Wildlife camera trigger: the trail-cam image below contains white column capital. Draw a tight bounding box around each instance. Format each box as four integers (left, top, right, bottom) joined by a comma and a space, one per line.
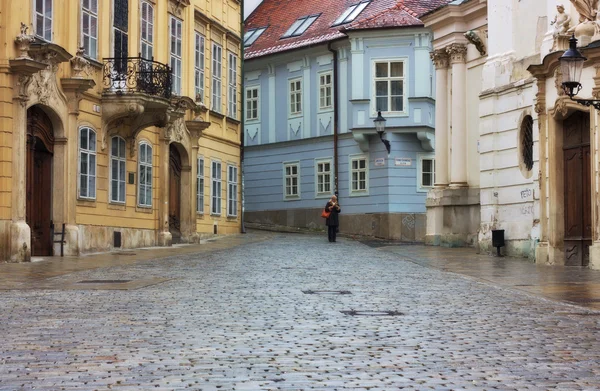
446, 43, 468, 64
430, 49, 449, 70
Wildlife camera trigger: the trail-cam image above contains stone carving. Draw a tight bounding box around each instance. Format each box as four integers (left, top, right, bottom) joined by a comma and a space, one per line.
165, 117, 187, 143
570, 0, 598, 22
567, 0, 599, 46
551, 4, 572, 36
446, 44, 467, 64
464, 30, 486, 56
429, 49, 449, 69
15, 22, 35, 59
555, 67, 566, 97
70, 47, 91, 78
535, 78, 547, 114
15, 74, 34, 106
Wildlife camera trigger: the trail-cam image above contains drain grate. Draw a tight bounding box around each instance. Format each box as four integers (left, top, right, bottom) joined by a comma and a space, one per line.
78, 280, 132, 284
303, 290, 351, 295
341, 310, 403, 316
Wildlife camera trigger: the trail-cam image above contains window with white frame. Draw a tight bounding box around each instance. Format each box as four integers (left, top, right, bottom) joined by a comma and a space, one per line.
282, 14, 319, 38
284, 162, 300, 199
140, 1, 154, 60
244, 27, 267, 47
374, 60, 405, 114
138, 142, 152, 207
211, 160, 222, 215
350, 155, 368, 194
289, 79, 302, 116
197, 157, 204, 213
79, 127, 96, 199
246, 87, 259, 121
418, 154, 436, 192
82, 0, 98, 59
316, 159, 333, 196
195, 32, 205, 102
227, 165, 238, 217
170, 16, 183, 95
333, 1, 370, 25
35, 0, 53, 41
319, 72, 332, 110
212, 42, 223, 112
228, 52, 238, 119
110, 136, 126, 203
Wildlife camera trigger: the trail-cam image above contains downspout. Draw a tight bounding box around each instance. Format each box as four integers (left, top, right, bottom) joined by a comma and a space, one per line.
328, 42, 339, 194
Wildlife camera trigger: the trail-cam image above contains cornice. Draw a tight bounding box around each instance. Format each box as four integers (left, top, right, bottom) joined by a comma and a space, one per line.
195, 9, 241, 41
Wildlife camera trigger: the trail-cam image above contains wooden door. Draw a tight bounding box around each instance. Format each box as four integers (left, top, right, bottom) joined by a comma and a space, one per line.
26, 107, 54, 256
563, 111, 592, 266
169, 144, 182, 243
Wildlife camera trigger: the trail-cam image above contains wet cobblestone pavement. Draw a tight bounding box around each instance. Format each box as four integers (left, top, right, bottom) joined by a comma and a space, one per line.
2, 233, 600, 390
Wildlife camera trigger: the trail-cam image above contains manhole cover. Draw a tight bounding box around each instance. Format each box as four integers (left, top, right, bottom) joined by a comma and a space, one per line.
78, 280, 132, 284
303, 290, 351, 295
341, 310, 403, 316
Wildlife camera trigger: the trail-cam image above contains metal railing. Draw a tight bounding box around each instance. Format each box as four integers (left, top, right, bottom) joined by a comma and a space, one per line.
102, 56, 172, 99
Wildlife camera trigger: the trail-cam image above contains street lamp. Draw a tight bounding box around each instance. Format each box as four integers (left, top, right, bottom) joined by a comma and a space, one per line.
559, 35, 600, 109
374, 111, 391, 154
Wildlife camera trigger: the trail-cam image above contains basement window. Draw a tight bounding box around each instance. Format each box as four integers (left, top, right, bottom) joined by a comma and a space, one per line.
333, 1, 370, 26
282, 14, 320, 38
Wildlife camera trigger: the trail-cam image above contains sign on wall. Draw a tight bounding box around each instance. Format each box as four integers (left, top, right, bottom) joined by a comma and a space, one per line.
394, 158, 412, 166
374, 158, 385, 166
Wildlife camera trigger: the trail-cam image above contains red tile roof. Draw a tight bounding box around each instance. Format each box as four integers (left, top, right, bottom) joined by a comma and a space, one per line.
244, 0, 453, 60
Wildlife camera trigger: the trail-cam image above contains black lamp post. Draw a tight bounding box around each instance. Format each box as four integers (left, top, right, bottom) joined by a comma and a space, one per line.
374, 111, 391, 154
559, 35, 600, 109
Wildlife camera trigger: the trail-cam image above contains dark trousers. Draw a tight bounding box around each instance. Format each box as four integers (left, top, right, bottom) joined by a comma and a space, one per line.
328, 225, 337, 242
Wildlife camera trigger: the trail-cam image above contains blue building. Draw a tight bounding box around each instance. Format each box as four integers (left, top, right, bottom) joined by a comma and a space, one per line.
243, 0, 447, 240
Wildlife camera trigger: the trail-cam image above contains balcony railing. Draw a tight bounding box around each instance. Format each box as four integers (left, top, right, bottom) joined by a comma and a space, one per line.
103, 56, 172, 99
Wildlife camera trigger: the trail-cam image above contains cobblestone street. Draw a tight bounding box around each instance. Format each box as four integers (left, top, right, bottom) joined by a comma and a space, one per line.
2, 233, 600, 390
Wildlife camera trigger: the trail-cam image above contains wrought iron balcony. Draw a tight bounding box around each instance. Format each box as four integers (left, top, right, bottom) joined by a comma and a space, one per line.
103, 56, 172, 99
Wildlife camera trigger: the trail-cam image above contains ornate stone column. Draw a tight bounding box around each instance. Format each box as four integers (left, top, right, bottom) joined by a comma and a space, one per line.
430, 49, 449, 187
447, 43, 468, 188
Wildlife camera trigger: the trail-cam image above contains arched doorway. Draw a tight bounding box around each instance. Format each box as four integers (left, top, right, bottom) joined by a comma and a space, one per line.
26, 106, 54, 256
169, 144, 182, 244
563, 111, 592, 266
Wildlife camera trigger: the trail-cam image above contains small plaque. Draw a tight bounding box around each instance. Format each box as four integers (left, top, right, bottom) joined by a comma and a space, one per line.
394, 158, 412, 166
374, 158, 385, 166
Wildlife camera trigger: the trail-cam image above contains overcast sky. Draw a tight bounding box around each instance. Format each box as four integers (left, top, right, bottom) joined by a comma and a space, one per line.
244, 0, 263, 20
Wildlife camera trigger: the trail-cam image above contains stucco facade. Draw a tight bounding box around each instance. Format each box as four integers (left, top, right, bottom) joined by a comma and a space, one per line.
0, 0, 242, 262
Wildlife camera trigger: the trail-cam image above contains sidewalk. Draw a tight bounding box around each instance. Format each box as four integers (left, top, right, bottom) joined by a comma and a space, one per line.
375, 243, 600, 311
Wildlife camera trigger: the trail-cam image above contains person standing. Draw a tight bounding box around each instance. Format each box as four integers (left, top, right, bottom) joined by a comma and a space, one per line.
325, 195, 341, 242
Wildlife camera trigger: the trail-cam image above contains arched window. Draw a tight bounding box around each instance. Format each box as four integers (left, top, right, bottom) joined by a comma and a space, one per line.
110, 136, 126, 203
79, 127, 97, 199
521, 115, 534, 171
138, 142, 153, 207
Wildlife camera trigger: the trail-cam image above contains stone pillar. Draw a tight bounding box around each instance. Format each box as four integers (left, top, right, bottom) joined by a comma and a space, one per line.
430, 49, 449, 187
447, 43, 468, 188
158, 136, 172, 246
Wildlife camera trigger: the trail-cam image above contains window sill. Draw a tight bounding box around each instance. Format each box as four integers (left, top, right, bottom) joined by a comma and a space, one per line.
318, 107, 334, 113
227, 215, 238, 220
196, 212, 205, 218
284, 196, 301, 201
289, 114, 302, 119
349, 192, 369, 197
77, 198, 97, 207
417, 187, 433, 193
371, 112, 408, 118
226, 116, 241, 125
136, 205, 153, 213
315, 193, 332, 199
210, 111, 225, 119
107, 203, 126, 211
245, 118, 260, 124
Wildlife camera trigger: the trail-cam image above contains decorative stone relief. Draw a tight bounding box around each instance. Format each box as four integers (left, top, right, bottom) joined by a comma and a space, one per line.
15, 23, 35, 59
593, 64, 600, 98
165, 117, 188, 143
555, 67, 566, 97
535, 77, 547, 114
567, 0, 598, 46
445, 44, 467, 64
429, 49, 449, 69
464, 30, 486, 56
70, 47, 91, 78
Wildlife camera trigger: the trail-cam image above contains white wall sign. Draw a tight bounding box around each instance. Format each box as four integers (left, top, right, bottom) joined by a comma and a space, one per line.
374, 158, 385, 166
395, 158, 412, 166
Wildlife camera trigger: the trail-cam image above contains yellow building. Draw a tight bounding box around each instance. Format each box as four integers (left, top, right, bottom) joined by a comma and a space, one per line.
0, 0, 242, 262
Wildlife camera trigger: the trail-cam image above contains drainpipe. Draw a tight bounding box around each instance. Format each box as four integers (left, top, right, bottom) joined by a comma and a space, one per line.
328, 42, 339, 193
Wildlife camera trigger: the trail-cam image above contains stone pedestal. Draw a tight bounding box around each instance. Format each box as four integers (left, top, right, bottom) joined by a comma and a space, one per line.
10, 220, 31, 262
425, 187, 480, 247
158, 231, 172, 247
588, 242, 600, 270
535, 241, 549, 265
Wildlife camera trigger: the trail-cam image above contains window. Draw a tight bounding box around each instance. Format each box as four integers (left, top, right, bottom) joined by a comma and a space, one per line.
284, 162, 300, 199
350, 155, 368, 195
244, 27, 266, 47
521, 115, 534, 172
316, 159, 333, 197
197, 157, 204, 213
82, 0, 98, 59
228, 52, 238, 119
246, 87, 259, 121
374, 60, 405, 114
289, 79, 302, 116
170, 16, 183, 95
79, 127, 96, 199
227, 165, 238, 217
140, 1, 154, 59
211, 160, 222, 215
333, 1, 370, 25
138, 142, 152, 207
319, 72, 332, 110
110, 136, 126, 203
212, 43, 223, 112
282, 14, 319, 38
113, 0, 129, 62
35, 0, 53, 41
417, 154, 435, 192
195, 33, 205, 102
